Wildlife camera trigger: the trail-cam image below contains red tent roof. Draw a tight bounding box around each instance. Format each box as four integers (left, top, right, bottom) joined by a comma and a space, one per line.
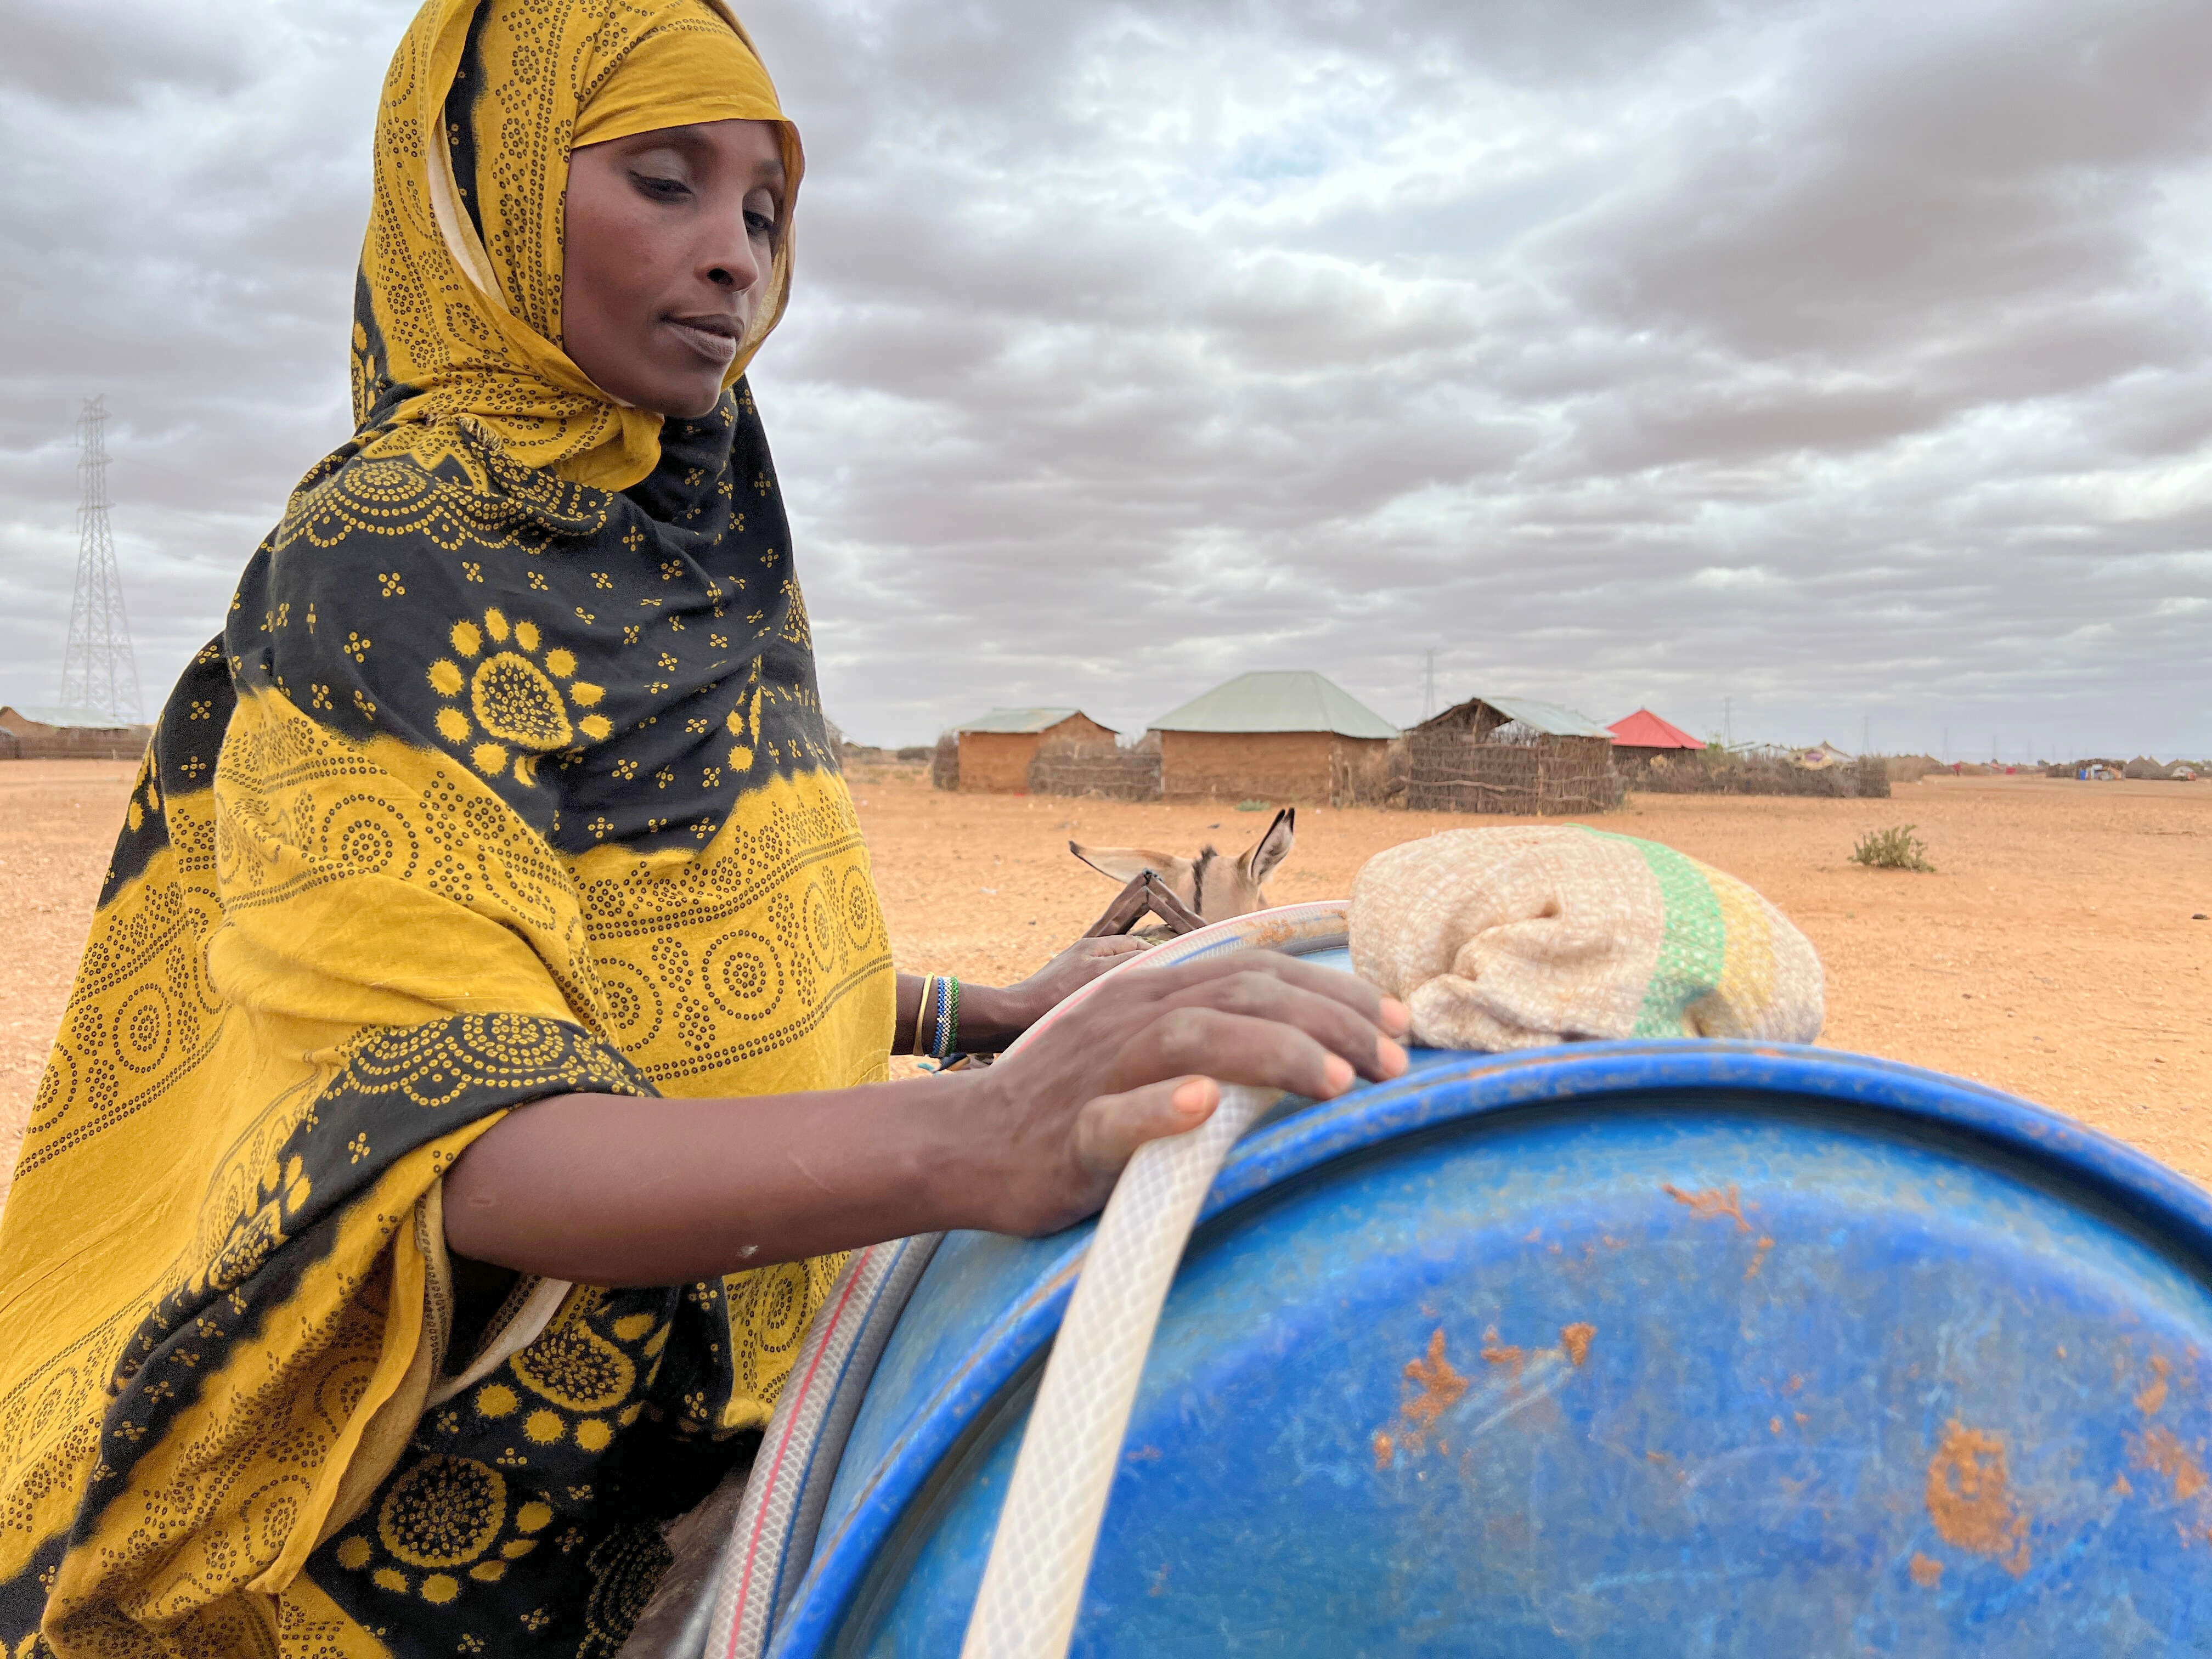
1609, 708, 1703, 749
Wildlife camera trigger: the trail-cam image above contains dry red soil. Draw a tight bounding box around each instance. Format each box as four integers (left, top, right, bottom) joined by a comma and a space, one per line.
3, 761, 2207, 1211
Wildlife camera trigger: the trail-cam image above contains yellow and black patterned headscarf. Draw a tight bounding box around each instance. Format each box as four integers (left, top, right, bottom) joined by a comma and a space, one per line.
358, 0, 801, 488
0, 5, 893, 1657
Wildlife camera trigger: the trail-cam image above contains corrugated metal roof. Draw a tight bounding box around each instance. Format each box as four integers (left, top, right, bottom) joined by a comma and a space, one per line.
1609, 708, 1703, 749
1147, 671, 1400, 739
957, 707, 1103, 735
1470, 696, 1615, 740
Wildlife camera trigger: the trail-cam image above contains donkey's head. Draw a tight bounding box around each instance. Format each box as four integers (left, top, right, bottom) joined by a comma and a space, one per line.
1069, 807, 1296, 925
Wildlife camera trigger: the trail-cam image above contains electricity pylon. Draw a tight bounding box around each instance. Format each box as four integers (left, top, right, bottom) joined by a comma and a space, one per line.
56, 396, 143, 726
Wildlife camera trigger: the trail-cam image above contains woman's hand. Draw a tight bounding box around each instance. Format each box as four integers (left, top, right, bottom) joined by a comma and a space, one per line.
957, 934, 1153, 1048
448, 949, 1408, 1284
937, 950, 1410, 1238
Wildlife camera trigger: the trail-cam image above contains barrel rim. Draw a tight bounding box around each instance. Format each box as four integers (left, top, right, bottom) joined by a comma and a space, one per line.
768, 1043, 2212, 1657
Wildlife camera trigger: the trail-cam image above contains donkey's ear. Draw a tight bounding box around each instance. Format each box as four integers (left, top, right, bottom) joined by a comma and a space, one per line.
1242, 807, 1295, 886
1070, 840, 1195, 888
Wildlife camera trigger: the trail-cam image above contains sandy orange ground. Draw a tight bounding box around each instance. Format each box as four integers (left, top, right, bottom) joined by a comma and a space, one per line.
2, 760, 2207, 1213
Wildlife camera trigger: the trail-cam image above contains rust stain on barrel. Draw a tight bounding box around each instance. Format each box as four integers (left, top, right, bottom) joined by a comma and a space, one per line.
1926, 1420, 2032, 1578
1480, 1326, 1526, 1374
1401, 1328, 1469, 1429
2131, 1424, 2208, 1500
1559, 1323, 1596, 1367
2137, 1356, 2172, 1417
1662, 1182, 1751, 1232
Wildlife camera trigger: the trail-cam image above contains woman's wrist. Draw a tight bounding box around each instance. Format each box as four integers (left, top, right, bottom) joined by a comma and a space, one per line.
920, 1062, 1056, 1234
947, 981, 1025, 1053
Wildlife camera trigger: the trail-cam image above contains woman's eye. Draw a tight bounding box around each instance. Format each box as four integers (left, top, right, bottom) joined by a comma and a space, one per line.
744, 210, 778, 240
631, 172, 690, 201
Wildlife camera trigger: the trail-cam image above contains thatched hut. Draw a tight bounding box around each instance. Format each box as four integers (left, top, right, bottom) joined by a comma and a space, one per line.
1148, 671, 1397, 805
955, 708, 1118, 794
1407, 696, 1620, 815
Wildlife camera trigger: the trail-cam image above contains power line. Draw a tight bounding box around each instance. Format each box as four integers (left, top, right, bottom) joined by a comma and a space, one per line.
57, 396, 144, 726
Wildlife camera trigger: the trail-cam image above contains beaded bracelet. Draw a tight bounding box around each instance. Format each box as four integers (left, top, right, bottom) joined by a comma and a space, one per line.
932, 975, 962, 1063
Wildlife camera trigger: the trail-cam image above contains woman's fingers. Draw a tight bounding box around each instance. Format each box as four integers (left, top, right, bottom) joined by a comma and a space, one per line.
1116, 1007, 1387, 1104
1147, 968, 1408, 1083
1073, 936, 1151, 972
1072, 1075, 1220, 1178
1139, 949, 1409, 1037
1044, 935, 1148, 971
973, 949, 1417, 1236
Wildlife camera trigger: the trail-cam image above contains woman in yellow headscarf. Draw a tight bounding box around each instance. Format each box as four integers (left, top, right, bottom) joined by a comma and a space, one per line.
0, 5, 1403, 1657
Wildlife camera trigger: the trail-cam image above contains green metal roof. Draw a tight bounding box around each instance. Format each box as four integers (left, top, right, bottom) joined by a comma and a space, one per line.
1475, 696, 1616, 740
1147, 671, 1400, 739
1415, 695, 1614, 740
957, 707, 1104, 735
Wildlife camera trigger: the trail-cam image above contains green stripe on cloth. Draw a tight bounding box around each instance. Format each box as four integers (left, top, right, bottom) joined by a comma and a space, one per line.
1570, 825, 1726, 1036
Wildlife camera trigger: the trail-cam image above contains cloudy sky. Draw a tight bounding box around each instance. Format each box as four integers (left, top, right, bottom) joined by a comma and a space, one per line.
3, 0, 2209, 758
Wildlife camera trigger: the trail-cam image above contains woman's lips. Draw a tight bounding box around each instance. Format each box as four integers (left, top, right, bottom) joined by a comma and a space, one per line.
665, 315, 740, 366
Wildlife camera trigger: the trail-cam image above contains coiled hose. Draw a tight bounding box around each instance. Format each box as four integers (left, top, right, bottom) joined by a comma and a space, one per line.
959, 902, 1348, 1658
687, 901, 1349, 1659
956, 1076, 1280, 1657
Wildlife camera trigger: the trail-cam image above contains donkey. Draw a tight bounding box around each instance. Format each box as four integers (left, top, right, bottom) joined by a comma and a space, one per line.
1070, 807, 1296, 927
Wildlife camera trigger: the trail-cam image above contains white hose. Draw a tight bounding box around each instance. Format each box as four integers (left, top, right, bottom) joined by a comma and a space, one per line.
954, 901, 1348, 1659
958, 1081, 1279, 1659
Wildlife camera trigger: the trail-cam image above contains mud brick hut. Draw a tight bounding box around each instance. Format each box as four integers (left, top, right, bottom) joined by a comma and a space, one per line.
0, 706, 152, 761
1147, 670, 1398, 805
1607, 708, 1705, 776
955, 707, 1118, 793
1407, 695, 1620, 814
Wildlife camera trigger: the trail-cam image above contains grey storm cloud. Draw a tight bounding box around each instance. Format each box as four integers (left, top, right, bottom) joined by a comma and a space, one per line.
2, 0, 2208, 758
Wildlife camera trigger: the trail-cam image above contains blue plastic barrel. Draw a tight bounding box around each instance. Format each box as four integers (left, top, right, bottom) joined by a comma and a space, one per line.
766, 949, 2212, 1655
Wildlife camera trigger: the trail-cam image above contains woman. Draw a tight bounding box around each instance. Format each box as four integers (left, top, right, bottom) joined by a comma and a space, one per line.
0, 4, 1406, 1656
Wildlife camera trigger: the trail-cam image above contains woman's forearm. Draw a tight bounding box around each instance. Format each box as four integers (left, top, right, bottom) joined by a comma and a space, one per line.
443, 1074, 989, 1286
445, 950, 1406, 1290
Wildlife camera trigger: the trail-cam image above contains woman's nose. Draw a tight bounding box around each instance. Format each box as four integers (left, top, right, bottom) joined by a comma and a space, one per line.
703, 217, 761, 291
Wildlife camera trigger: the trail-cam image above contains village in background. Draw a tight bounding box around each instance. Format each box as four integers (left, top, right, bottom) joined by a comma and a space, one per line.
18, 663, 2202, 800
836, 668, 2205, 811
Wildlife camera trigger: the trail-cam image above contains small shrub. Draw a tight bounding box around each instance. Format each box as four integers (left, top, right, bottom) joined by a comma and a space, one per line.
1851, 824, 1934, 872
1235, 798, 1272, 811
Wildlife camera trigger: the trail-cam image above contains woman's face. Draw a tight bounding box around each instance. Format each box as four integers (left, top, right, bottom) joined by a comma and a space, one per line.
562, 119, 785, 419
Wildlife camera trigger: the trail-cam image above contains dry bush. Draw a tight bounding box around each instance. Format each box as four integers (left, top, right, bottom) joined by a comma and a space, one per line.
1851, 824, 1935, 872
1630, 754, 1889, 800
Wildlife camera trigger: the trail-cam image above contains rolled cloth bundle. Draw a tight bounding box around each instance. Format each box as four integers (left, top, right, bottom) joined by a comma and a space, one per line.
1350, 825, 1822, 1051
